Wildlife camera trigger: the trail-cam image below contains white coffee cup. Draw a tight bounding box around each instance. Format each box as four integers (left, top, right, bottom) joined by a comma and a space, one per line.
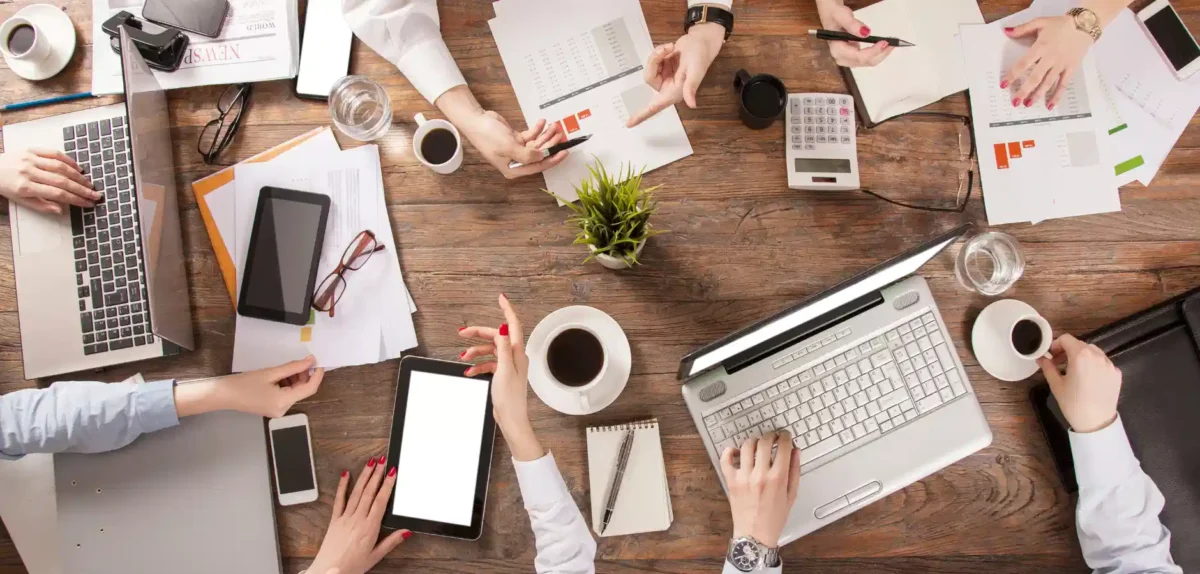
542, 323, 610, 413
972, 299, 1054, 381
412, 113, 463, 175
0, 16, 50, 63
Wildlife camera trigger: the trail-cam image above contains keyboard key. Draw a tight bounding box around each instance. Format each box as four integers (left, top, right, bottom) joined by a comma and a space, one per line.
110, 338, 133, 351
917, 394, 943, 413
877, 389, 907, 410
760, 404, 775, 418
939, 387, 954, 402
101, 118, 112, 135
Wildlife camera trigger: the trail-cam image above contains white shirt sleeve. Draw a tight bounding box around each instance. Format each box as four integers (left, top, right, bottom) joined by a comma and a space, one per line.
513, 451, 597, 574
341, 0, 466, 104
689, 0, 734, 9
1071, 416, 1182, 574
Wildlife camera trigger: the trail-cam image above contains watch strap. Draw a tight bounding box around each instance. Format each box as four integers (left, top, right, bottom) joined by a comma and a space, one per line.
686, 4, 734, 40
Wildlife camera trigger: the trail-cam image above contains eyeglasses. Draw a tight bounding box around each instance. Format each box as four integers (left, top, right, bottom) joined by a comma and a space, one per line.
859, 112, 977, 213
313, 231, 387, 317
198, 83, 252, 165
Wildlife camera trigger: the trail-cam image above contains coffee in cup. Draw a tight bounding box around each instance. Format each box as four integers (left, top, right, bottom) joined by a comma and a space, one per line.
412, 113, 463, 174
546, 327, 605, 387
0, 16, 50, 63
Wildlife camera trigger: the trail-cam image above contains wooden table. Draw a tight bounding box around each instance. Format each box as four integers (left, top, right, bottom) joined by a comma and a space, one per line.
1, 0, 1198, 572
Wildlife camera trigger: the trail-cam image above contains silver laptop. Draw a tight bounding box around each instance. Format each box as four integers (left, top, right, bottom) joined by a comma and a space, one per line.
679, 225, 991, 544
3, 28, 193, 379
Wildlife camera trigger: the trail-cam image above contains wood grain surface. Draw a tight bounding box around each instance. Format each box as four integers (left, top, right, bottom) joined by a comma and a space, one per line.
1, 0, 1198, 572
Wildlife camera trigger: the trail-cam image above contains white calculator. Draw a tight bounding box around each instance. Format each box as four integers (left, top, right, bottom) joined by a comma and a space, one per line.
785, 93, 860, 191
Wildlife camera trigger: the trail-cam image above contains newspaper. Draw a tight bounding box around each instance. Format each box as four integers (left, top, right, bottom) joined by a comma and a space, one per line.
91, 0, 300, 95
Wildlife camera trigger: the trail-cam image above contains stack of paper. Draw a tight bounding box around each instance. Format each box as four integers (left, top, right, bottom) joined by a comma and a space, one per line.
91, 0, 300, 95
191, 128, 417, 372
489, 0, 693, 203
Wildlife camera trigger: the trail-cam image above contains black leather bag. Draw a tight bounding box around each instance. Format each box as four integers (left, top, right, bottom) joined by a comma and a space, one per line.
1031, 287, 1200, 571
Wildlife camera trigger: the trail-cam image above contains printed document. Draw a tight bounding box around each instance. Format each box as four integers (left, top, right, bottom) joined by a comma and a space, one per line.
489, 0, 692, 203
960, 23, 1120, 225
90, 0, 299, 95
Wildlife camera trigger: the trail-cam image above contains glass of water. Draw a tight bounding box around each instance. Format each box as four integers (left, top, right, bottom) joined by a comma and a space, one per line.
328, 76, 393, 141
955, 230, 1025, 296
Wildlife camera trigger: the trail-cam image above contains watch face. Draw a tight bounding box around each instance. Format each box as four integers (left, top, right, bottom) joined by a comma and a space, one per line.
730, 540, 760, 572
1077, 10, 1098, 27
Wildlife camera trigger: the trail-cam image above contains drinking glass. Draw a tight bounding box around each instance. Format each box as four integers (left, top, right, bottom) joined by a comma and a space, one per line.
328, 76, 392, 141
955, 231, 1024, 296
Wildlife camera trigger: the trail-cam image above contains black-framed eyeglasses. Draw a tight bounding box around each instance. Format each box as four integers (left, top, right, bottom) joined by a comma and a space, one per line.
198, 83, 252, 165
312, 230, 387, 317
860, 111, 977, 213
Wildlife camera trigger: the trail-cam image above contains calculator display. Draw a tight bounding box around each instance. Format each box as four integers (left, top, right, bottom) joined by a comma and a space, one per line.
794, 158, 852, 173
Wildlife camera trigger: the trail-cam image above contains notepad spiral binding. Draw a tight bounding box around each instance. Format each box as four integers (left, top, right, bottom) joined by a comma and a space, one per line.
587, 419, 658, 433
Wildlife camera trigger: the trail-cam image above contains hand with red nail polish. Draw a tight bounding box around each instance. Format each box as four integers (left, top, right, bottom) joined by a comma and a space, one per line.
0, 149, 102, 215
1000, 13, 1102, 112
309, 456, 410, 574
457, 294, 545, 462
815, 0, 894, 68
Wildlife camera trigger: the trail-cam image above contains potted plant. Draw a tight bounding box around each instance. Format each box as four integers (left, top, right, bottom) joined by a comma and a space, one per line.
546, 161, 665, 269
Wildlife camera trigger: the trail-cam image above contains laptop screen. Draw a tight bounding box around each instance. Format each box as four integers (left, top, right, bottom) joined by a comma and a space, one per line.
678, 225, 969, 379
120, 27, 194, 349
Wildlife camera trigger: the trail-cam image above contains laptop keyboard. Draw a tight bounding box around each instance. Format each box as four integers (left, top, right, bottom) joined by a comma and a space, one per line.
703, 311, 970, 471
62, 117, 154, 356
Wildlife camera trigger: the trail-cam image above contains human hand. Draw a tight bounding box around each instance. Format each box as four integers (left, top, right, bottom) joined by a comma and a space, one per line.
1001, 17, 1094, 109
815, 0, 894, 68
436, 85, 567, 179
0, 149, 100, 214
308, 456, 411, 574
1037, 334, 1121, 434
174, 355, 325, 419
720, 431, 801, 548
458, 293, 545, 462
626, 22, 725, 128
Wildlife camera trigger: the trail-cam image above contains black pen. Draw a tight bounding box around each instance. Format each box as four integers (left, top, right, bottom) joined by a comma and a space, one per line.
808, 29, 914, 47
508, 135, 592, 169
599, 428, 635, 535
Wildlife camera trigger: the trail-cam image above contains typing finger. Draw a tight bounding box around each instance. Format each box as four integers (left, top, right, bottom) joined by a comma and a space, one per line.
772, 431, 794, 474
31, 148, 83, 172
754, 431, 776, 472
32, 183, 94, 208
29, 170, 100, 204
739, 436, 757, 474
32, 156, 94, 196
460, 344, 496, 361
787, 448, 801, 501
719, 445, 738, 480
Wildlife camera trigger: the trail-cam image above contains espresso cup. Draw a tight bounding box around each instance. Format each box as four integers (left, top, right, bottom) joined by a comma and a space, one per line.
973, 299, 1054, 381
734, 69, 787, 130
541, 323, 609, 413
412, 113, 463, 175
0, 16, 50, 63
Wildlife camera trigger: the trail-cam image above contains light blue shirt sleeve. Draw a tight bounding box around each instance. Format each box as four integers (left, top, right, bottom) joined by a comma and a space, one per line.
1071, 416, 1182, 574
0, 379, 180, 460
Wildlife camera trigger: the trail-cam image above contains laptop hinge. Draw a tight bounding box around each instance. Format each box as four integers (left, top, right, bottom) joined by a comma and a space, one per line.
721, 291, 884, 375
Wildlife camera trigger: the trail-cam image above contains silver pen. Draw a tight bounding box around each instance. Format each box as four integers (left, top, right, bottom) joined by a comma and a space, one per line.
508, 135, 592, 169
599, 428, 636, 535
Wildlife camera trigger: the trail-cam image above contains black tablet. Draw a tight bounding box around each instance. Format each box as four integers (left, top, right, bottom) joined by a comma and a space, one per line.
383, 357, 496, 539
237, 187, 330, 325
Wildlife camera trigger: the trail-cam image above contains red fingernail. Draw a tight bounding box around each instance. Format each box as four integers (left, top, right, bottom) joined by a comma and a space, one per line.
500, 293, 508, 301
388, 466, 396, 477
499, 323, 509, 336
1000, 80, 1009, 89
367, 457, 376, 468
1047, 102, 1055, 110
458, 326, 466, 332
341, 470, 348, 477
378, 455, 387, 465
460, 351, 466, 359
464, 368, 472, 376
1004, 27, 1014, 33
1012, 98, 1020, 107
1023, 98, 1033, 107
860, 26, 870, 36
402, 531, 413, 540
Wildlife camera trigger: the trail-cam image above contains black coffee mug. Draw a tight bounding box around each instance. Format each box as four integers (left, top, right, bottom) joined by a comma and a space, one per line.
734, 69, 787, 130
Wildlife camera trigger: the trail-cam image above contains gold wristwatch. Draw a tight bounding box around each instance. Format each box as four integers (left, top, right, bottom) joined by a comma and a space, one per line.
1067, 7, 1102, 42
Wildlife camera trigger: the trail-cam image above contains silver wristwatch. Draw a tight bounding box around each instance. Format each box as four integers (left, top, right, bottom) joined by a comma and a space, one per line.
1067, 7, 1102, 41
726, 536, 781, 572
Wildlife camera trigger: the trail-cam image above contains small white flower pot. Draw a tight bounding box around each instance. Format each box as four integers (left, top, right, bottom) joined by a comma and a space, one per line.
589, 241, 645, 270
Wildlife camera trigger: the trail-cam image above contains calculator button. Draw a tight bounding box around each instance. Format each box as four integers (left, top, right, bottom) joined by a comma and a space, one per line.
817, 135, 827, 143
826, 106, 837, 115
804, 144, 816, 150
803, 97, 814, 105
792, 135, 803, 144
792, 144, 803, 150
816, 125, 826, 134
816, 116, 825, 124
803, 106, 813, 114
804, 125, 814, 134
840, 116, 850, 125
840, 125, 850, 134
791, 125, 802, 133
826, 97, 837, 105
791, 99, 802, 110
840, 107, 850, 116
803, 116, 813, 124
841, 135, 852, 144
804, 135, 815, 143
839, 96, 851, 106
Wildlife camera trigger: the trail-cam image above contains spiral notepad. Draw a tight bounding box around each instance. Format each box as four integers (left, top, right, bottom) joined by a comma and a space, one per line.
586, 419, 673, 536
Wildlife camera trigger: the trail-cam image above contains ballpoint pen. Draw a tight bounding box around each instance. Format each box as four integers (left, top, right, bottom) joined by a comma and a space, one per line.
808, 29, 915, 47
508, 134, 592, 169
599, 428, 635, 535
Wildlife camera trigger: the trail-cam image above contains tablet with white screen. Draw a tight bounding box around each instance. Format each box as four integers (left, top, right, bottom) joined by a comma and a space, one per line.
383, 356, 496, 539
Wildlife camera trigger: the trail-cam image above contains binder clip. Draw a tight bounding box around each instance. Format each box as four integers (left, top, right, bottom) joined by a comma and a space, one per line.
101, 11, 189, 72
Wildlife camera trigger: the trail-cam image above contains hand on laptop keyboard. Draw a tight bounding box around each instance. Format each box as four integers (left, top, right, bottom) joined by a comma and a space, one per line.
0, 148, 100, 214
721, 431, 801, 548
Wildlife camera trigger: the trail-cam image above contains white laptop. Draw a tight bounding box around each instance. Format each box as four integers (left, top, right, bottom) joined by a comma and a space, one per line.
679, 225, 992, 544
2, 28, 193, 379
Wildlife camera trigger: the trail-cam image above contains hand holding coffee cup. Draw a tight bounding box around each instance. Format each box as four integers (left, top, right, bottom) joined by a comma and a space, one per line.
972, 299, 1054, 381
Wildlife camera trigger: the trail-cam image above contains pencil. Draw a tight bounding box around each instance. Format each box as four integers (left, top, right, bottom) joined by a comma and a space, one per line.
2, 92, 94, 112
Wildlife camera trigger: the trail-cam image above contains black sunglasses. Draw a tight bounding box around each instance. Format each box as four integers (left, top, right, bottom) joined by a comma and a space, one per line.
197, 83, 252, 165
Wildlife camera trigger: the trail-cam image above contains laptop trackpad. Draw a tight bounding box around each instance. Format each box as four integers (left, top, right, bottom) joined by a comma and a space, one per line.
13, 208, 68, 256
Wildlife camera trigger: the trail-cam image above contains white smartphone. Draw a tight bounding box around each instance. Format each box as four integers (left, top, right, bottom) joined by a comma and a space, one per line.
1138, 0, 1200, 80
294, 0, 354, 100
267, 414, 320, 506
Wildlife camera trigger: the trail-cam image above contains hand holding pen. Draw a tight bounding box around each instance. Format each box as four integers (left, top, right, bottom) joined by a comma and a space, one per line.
813, 0, 895, 68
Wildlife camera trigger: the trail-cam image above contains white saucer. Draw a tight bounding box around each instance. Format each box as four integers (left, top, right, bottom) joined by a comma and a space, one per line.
526, 306, 631, 415
4, 5, 76, 81
971, 299, 1041, 382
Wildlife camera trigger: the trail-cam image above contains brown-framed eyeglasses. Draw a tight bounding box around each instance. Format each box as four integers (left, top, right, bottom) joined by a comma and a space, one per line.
313, 230, 387, 317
